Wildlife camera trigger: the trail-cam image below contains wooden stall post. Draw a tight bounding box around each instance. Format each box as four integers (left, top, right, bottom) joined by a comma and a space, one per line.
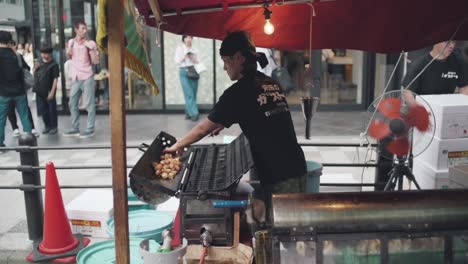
108, 0, 130, 263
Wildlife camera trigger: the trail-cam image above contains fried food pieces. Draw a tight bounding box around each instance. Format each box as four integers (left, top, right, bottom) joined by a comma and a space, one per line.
152, 153, 182, 180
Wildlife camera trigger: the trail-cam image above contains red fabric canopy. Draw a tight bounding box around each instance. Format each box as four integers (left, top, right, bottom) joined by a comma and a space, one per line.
134, 0, 468, 53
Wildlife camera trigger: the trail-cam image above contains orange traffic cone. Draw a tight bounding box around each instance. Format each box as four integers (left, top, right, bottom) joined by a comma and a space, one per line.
27, 162, 90, 263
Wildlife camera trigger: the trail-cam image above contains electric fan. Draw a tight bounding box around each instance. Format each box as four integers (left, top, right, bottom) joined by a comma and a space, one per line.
363, 90, 436, 190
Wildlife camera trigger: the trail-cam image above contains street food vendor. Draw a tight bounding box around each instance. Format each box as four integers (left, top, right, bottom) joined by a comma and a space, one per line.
165, 31, 306, 221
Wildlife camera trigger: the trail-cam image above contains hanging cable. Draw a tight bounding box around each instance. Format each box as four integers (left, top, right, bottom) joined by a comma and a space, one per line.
361, 51, 404, 139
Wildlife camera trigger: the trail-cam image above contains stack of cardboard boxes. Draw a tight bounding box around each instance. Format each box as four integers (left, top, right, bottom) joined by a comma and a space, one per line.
413, 94, 468, 189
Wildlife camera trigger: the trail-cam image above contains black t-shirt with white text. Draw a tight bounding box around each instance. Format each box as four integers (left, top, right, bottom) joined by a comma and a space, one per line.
33, 60, 59, 98
208, 72, 306, 185
402, 52, 466, 95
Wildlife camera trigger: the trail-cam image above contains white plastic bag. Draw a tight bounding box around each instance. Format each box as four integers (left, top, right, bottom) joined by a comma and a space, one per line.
194, 63, 207, 74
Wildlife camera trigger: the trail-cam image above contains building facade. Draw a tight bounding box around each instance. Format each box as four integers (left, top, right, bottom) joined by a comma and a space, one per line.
0, 0, 29, 44
27, 0, 467, 114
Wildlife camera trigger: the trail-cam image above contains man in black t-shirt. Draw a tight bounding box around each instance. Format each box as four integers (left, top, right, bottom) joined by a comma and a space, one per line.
0, 31, 32, 151
375, 41, 468, 190
402, 41, 468, 103
33, 47, 59, 134
165, 31, 306, 214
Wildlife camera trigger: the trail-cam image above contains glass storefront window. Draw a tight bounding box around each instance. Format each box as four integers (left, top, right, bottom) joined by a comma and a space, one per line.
270, 49, 365, 107
321, 49, 364, 105
31, 0, 377, 113
163, 32, 214, 111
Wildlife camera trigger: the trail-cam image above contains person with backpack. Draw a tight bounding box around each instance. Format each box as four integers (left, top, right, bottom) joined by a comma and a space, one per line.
0, 31, 32, 151
33, 47, 59, 135
6, 39, 39, 138
63, 20, 99, 138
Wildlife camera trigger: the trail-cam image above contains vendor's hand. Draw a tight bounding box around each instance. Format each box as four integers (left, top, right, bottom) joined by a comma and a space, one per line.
210, 126, 224, 137
164, 142, 185, 155
47, 93, 54, 101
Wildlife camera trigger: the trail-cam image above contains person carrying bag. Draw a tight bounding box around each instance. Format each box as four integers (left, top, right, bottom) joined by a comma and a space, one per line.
16, 53, 34, 90
175, 35, 202, 121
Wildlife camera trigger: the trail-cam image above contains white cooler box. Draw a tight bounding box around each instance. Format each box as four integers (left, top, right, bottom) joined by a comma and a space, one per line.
412, 158, 449, 190
417, 94, 468, 139
415, 136, 468, 170
66, 189, 114, 238
449, 165, 468, 188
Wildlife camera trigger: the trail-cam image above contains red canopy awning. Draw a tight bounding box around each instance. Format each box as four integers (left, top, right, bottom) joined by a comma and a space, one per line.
134, 0, 468, 53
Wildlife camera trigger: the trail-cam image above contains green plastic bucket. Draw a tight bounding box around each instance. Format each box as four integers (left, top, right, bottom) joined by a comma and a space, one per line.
107, 210, 173, 243
77, 238, 144, 264
306, 160, 323, 193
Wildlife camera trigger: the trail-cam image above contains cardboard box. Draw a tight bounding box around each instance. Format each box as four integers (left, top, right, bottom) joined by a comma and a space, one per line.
66, 190, 114, 238
414, 136, 468, 170
183, 244, 253, 264
417, 94, 468, 139
449, 165, 468, 188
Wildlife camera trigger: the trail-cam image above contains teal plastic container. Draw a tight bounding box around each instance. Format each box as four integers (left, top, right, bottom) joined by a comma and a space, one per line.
127, 187, 140, 202
107, 210, 173, 243
77, 238, 144, 264
306, 160, 323, 193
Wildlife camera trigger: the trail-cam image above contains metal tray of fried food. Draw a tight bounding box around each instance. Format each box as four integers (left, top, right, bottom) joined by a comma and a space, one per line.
129, 131, 188, 204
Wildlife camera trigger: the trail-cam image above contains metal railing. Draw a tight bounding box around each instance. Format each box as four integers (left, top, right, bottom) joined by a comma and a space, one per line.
0, 134, 379, 241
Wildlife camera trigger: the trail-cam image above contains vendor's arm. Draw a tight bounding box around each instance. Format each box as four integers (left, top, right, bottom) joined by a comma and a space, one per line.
164, 118, 224, 153
403, 89, 418, 105
401, 57, 424, 104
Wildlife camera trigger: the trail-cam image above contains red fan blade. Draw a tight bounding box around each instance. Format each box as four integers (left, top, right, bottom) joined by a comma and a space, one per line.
387, 137, 410, 156
369, 120, 391, 140
405, 105, 430, 131
378, 98, 401, 119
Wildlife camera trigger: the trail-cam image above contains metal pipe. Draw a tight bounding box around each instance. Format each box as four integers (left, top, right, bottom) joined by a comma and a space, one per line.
0, 165, 135, 171
18, 134, 43, 241
322, 163, 377, 167
0, 163, 377, 171
0, 185, 113, 190
319, 183, 380, 187
0, 142, 375, 152
159, 0, 312, 17
0, 143, 220, 152
272, 190, 468, 233
300, 143, 377, 147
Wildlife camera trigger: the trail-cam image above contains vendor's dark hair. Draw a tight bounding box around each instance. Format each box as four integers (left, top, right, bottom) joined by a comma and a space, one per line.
219, 31, 268, 76
0, 31, 12, 44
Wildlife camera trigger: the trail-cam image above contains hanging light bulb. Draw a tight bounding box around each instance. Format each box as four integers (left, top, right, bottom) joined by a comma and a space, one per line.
264, 19, 275, 35
263, 6, 274, 35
